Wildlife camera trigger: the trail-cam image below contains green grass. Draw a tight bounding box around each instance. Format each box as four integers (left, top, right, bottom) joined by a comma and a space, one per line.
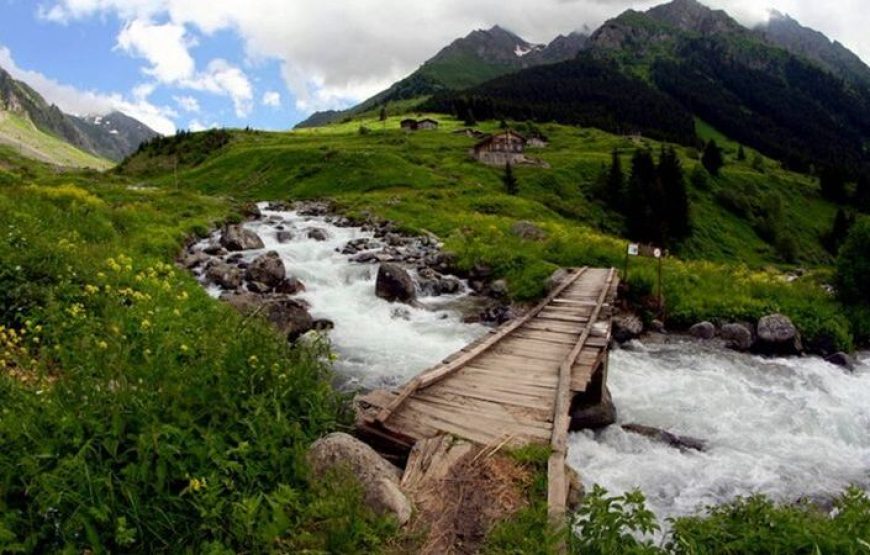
0, 112, 113, 170
121, 116, 856, 350
0, 146, 393, 552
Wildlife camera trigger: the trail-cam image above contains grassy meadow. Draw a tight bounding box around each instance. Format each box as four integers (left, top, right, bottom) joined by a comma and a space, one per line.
122, 114, 856, 351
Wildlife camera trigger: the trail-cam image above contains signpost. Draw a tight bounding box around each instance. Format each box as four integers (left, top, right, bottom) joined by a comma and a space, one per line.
624, 242, 666, 309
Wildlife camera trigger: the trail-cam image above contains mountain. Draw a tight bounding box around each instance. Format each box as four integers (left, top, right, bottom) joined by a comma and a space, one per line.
295, 26, 588, 128
0, 65, 158, 163
757, 11, 870, 90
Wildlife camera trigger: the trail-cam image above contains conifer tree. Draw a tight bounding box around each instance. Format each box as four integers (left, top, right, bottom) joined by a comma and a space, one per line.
658, 146, 691, 242
379, 105, 387, 122
702, 139, 724, 176
503, 163, 519, 195
625, 149, 657, 242
606, 149, 624, 209
737, 144, 746, 161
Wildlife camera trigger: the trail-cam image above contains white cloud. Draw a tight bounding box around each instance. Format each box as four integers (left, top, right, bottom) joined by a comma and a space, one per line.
0, 45, 176, 134
174, 95, 200, 112
262, 90, 281, 108
38, 0, 870, 113
117, 19, 196, 82
187, 119, 218, 132
181, 59, 254, 117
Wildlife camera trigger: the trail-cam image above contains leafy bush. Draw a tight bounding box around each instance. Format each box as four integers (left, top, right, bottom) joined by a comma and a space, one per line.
836, 218, 870, 305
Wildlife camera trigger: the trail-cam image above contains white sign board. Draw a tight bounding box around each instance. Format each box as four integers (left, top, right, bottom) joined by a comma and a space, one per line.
653, 248, 662, 259
627, 243, 639, 256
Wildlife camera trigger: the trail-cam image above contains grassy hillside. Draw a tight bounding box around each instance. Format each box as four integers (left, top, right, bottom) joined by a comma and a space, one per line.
0, 145, 392, 552
120, 115, 856, 350
0, 112, 112, 170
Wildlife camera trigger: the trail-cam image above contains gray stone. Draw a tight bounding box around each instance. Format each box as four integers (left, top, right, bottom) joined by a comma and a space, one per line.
825, 352, 856, 372
489, 279, 509, 298
612, 313, 643, 343
570, 387, 617, 430
756, 313, 803, 355
275, 277, 306, 295
721, 323, 754, 351
566, 466, 585, 510
220, 225, 265, 251
245, 251, 286, 288
510, 220, 547, 241
546, 268, 571, 292
307, 228, 329, 241
181, 251, 210, 269
219, 291, 313, 341
205, 261, 243, 290
276, 230, 294, 243
307, 433, 411, 525
689, 321, 716, 340
376, 263, 416, 304
622, 423, 706, 452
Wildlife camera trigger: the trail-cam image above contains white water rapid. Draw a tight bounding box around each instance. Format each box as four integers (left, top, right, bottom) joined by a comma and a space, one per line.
196, 205, 869, 526
569, 341, 870, 526
200, 206, 488, 389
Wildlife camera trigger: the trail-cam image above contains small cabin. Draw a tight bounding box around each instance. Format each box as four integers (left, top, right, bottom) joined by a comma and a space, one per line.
471, 130, 527, 166
417, 118, 439, 130
400, 119, 418, 131
527, 132, 549, 148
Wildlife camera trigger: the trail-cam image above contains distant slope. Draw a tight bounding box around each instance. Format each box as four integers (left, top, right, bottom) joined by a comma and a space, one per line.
0, 111, 111, 169
422, 54, 696, 144
582, 0, 870, 175
295, 26, 587, 128
0, 66, 159, 162
758, 11, 870, 90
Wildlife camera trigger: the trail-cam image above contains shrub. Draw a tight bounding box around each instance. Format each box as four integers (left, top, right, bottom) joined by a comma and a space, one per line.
836, 218, 870, 305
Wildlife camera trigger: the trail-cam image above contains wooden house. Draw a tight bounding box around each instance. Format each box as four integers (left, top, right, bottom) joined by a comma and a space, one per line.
527, 132, 549, 148
417, 118, 439, 130
400, 118, 418, 131
471, 130, 527, 166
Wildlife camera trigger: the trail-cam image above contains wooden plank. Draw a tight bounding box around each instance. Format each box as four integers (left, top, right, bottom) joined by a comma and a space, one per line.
413, 392, 553, 432
548, 268, 616, 521
430, 382, 554, 412
375, 267, 589, 424
470, 353, 559, 373
403, 398, 551, 442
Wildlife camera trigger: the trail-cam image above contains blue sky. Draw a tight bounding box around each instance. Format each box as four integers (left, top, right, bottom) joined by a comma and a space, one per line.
1, 0, 867, 135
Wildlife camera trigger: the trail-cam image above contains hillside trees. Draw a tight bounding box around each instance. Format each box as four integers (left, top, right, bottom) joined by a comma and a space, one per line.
702, 140, 724, 176
622, 147, 690, 246
503, 163, 519, 195
823, 208, 855, 254
836, 219, 870, 304
607, 149, 624, 209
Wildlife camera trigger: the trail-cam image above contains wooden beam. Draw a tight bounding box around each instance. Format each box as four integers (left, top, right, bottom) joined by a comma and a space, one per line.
373, 267, 590, 424
547, 268, 616, 521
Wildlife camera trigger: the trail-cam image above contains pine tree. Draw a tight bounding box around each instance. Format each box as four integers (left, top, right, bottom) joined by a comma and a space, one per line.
701, 139, 724, 176
503, 163, 519, 195
824, 208, 854, 254
737, 144, 746, 161
379, 105, 387, 122
606, 149, 624, 209
658, 146, 691, 242
625, 149, 657, 242
819, 167, 847, 203
463, 108, 477, 127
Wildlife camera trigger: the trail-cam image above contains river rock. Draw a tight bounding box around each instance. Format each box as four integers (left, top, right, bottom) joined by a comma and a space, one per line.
510, 220, 547, 241
622, 423, 706, 452
689, 321, 716, 340
312, 319, 335, 331
612, 313, 643, 343
376, 263, 416, 303
206, 261, 243, 290
219, 291, 313, 341
241, 202, 262, 219
181, 251, 210, 269
246, 251, 286, 288
220, 225, 265, 251
276, 230, 294, 244
756, 313, 802, 355
825, 352, 856, 372
570, 387, 617, 430
203, 243, 227, 256
546, 268, 571, 291
566, 466, 585, 509
307, 228, 329, 241
307, 432, 411, 525
275, 276, 306, 295
489, 279, 509, 299
721, 323, 754, 351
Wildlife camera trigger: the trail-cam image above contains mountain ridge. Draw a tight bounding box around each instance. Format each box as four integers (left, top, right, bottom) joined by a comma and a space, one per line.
0, 65, 159, 163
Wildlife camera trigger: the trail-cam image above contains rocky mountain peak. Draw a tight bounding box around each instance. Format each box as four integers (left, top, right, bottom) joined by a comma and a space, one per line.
646, 0, 743, 35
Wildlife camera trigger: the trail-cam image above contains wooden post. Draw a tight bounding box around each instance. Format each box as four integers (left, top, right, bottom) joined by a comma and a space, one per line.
657, 256, 663, 310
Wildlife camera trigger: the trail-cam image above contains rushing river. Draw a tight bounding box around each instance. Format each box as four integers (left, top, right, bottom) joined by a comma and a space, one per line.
198, 205, 869, 524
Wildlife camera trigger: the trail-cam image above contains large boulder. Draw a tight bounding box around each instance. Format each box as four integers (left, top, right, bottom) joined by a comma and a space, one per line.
220, 225, 265, 251
756, 313, 803, 355
205, 261, 243, 290
689, 321, 716, 340
245, 251, 286, 288
376, 263, 416, 303
612, 313, 643, 343
546, 268, 572, 292
307, 433, 412, 525
220, 291, 313, 341
307, 228, 329, 241
276, 230, 294, 244
721, 323, 754, 351
825, 352, 856, 372
570, 387, 617, 430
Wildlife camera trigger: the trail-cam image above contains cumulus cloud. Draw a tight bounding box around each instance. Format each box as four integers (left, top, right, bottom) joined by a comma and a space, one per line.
181, 59, 253, 117
0, 45, 176, 134
262, 91, 281, 108
39, 0, 870, 113
174, 95, 200, 112
117, 19, 196, 82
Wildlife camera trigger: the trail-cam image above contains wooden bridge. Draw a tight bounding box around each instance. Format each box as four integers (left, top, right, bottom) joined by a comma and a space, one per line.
357, 267, 619, 520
